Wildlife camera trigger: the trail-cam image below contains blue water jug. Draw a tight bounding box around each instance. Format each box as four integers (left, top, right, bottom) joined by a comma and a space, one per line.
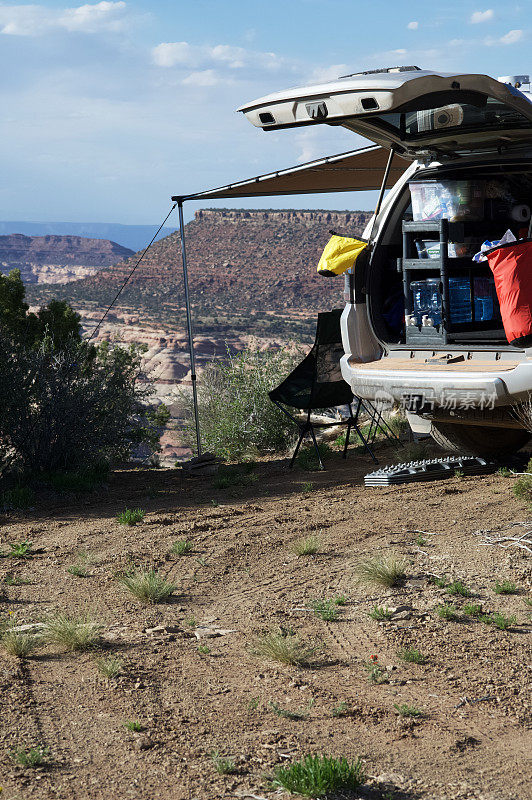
449, 277, 472, 323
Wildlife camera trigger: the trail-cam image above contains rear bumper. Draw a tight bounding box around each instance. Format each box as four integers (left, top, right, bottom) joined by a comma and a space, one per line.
340, 356, 532, 411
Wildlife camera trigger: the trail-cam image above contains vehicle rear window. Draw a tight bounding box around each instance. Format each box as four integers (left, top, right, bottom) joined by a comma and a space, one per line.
366, 92, 531, 141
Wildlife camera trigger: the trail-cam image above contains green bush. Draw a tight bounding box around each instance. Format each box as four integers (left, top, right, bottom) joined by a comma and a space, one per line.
1, 485, 35, 510
0, 269, 168, 476
40, 465, 108, 493
0, 334, 168, 476
177, 346, 301, 460
513, 457, 532, 505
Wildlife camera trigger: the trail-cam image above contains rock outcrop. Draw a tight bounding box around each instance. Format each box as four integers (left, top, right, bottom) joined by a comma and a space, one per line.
33, 207, 371, 316
0, 234, 134, 284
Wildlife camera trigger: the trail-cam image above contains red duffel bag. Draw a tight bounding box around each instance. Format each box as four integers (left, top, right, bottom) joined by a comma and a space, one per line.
486, 239, 532, 347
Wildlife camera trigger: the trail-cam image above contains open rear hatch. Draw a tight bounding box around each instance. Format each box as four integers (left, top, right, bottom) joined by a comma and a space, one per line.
238, 68, 532, 159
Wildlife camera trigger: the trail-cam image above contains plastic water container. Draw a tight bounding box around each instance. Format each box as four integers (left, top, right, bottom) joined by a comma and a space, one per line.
410, 278, 442, 326
410, 180, 485, 222
474, 277, 495, 322
449, 277, 472, 323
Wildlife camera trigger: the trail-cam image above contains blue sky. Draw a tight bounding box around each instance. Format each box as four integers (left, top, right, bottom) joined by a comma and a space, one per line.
0, 0, 530, 224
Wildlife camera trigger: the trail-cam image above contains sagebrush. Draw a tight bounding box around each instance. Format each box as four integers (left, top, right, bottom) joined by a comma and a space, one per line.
0, 274, 168, 476
177, 346, 301, 460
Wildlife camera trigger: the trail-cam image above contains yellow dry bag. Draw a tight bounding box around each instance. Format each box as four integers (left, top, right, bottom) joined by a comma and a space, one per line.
317, 234, 368, 277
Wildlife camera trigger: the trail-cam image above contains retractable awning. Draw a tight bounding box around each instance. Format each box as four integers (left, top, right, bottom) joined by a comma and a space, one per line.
172, 144, 409, 202
171, 143, 409, 458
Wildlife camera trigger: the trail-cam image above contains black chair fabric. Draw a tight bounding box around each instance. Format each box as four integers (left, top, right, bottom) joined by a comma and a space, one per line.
269, 309, 387, 469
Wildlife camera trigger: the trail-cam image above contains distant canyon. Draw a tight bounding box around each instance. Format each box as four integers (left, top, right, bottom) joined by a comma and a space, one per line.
16, 209, 372, 463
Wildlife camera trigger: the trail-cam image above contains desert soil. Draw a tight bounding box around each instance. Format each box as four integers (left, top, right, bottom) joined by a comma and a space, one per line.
0, 444, 531, 800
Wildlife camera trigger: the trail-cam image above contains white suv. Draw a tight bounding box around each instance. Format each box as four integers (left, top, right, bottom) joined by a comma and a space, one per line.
239, 68, 532, 456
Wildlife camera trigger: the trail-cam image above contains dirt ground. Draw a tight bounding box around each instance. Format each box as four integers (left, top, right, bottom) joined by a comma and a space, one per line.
0, 443, 531, 800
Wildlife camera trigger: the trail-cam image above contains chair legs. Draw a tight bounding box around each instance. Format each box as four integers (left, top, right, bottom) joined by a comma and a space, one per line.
273, 399, 386, 470
287, 410, 325, 470
308, 423, 325, 470
348, 399, 378, 464
342, 420, 352, 459
289, 424, 307, 469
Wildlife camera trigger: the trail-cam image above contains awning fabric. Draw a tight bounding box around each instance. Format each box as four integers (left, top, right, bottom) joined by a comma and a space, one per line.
172, 145, 410, 202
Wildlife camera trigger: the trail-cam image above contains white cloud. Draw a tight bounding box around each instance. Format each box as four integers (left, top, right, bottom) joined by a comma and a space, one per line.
182, 69, 225, 87
407, 21, 419, 30
59, 1, 127, 33
0, 1, 129, 36
470, 9, 494, 24
152, 42, 196, 68
484, 28, 524, 45
499, 28, 523, 44
309, 64, 349, 83
151, 40, 290, 81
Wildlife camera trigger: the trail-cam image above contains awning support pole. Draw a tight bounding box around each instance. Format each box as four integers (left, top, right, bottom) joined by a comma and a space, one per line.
178, 200, 202, 456
348, 145, 396, 304
374, 145, 395, 220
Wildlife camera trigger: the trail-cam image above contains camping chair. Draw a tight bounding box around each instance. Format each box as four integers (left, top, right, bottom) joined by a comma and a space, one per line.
269, 309, 399, 470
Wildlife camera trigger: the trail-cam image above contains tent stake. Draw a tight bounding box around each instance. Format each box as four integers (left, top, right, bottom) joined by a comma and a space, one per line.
178, 200, 202, 456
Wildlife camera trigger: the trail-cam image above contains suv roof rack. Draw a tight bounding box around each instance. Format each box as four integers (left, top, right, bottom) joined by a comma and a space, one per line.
338, 65, 422, 79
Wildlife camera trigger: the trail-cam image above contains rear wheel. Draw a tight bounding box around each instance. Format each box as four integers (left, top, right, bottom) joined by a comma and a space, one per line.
430, 421, 530, 457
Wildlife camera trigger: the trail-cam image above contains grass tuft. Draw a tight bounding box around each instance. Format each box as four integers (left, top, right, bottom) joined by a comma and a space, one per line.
42, 467, 107, 493
268, 700, 307, 721
354, 552, 407, 588
397, 647, 426, 664
3, 574, 32, 586
513, 465, 532, 506
96, 656, 123, 678
428, 574, 448, 588
368, 605, 393, 621
43, 613, 103, 651
436, 603, 459, 621
67, 552, 90, 578
272, 753, 365, 797
331, 701, 350, 718
2, 627, 43, 658
117, 508, 145, 526
463, 602, 484, 618
290, 534, 320, 557
394, 702, 423, 718
497, 466, 513, 477
479, 611, 517, 630
8, 540, 34, 559
11, 745, 50, 768
117, 569, 176, 603
251, 630, 317, 667
171, 539, 193, 556
309, 598, 340, 622
446, 580, 471, 597
494, 580, 518, 595
211, 750, 237, 775
124, 720, 143, 732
